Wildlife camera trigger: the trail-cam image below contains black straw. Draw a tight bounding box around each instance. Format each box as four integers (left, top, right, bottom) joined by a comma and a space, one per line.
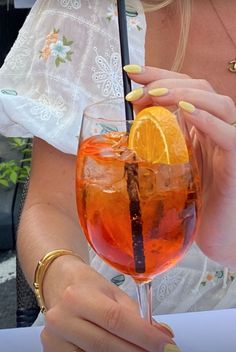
117, 0, 145, 274
117, 0, 134, 121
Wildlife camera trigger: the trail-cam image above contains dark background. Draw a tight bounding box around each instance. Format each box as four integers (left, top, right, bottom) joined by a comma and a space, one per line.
0, 4, 29, 328
0, 5, 29, 66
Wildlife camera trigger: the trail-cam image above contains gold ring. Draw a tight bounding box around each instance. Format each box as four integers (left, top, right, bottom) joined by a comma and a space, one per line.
231, 121, 236, 127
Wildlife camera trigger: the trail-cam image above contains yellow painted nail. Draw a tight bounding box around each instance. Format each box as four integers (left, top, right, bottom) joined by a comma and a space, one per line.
164, 343, 182, 352
179, 100, 195, 113
123, 64, 142, 74
125, 88, 144, 102
159, 322, 175, 337
148, 87, 169, 97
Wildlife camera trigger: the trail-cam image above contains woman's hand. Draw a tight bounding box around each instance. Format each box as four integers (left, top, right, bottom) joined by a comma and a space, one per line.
125, 65, 236, 269
18, 139, 176, 351
40, 255, 176, 352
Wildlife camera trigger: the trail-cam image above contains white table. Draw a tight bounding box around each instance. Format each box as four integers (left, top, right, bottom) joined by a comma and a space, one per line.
1, 309, 236, 352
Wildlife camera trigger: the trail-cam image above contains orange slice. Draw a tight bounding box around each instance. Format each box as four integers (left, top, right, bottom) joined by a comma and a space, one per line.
128, 106, 189, 164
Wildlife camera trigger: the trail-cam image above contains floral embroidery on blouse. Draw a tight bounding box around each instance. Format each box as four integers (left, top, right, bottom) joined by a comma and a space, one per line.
39, 29, 74, 67
106, 2, 117, 21
111, 274, 125, 286
57, 0, 81, 10
97, 123, 118, 134
1, 89, 18, 96
29, 93, 67, 124
91, 123, 118, 136
4, 30, 32, 71
106, 1, 143, 31
200, 270, 236, 287
92, 46, 123, 97
126, 4, 142, 31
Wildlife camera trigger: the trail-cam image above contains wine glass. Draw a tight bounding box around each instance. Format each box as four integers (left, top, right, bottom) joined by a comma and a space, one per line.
75, 97, 201, 324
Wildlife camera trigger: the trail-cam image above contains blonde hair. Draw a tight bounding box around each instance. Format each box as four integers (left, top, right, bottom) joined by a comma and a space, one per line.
142, 0, 193, 72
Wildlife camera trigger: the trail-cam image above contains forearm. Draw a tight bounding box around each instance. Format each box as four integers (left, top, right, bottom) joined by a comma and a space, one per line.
15, 138, 92, 309
17, 201, 89, 289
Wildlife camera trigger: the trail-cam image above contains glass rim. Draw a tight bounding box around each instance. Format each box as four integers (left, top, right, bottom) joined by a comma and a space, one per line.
83, 97, 129, 122
83, 97, 180, 122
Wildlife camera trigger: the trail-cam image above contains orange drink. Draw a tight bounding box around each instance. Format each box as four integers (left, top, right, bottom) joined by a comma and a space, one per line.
76, 106, 200, 282
76, 100, 201, 321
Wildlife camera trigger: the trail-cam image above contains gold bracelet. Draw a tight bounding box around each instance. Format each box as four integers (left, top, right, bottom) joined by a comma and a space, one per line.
33, 249, 85, 314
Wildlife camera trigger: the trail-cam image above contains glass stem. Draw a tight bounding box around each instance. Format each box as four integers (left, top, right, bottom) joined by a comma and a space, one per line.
135, 281, 153, 324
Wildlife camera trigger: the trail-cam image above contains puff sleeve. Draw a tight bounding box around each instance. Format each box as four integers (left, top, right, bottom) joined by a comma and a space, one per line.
0, 0, 145, 154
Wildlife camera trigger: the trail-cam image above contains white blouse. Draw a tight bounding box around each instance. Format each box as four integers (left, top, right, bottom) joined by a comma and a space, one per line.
0, 0, 145, 154
1, 0, 236, 314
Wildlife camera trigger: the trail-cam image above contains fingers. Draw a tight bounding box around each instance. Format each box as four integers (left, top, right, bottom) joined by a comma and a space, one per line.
46, 311, 148, 352
148, 78, 214, 93
41, 328, 83, 352
124, 65, 213, 94
179, 103, 236, 151
44, 285, 174, 352
153, 89, 236, 124
124, 65, 236, 128
152, 320, 175, 338
71, 287, 173, 351
124, 65, 190, 83
126, 81, 214, 107
128, 87, 236, 125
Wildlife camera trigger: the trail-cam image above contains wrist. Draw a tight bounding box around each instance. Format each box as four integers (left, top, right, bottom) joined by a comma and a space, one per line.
34, 250, 87, 311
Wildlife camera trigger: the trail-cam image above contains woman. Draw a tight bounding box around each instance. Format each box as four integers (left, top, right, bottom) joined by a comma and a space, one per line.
0, 0, 236, 351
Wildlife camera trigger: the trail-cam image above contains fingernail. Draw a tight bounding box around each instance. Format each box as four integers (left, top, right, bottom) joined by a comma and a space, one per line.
123, 64, 142, 74
148, 87, 169, 97
179, 100, 195, 113
159, 322, 175, 338
164, 343, 182, 352
125, 88, 144, 101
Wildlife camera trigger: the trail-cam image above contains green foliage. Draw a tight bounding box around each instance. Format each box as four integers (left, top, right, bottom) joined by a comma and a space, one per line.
8, 137, 30, 152
0, 137, 32, 189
